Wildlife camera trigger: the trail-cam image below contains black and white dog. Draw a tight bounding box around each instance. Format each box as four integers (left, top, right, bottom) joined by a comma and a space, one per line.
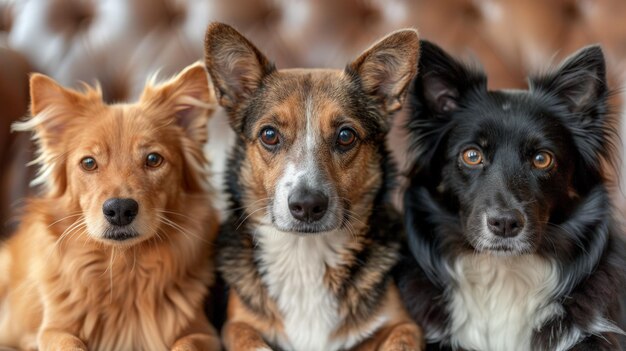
396, 40, 626, 350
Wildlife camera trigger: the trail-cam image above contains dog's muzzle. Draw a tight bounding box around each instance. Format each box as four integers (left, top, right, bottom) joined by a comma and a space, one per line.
486, 208, 525, 238
102, 197, 140, 241
288, 187, 329, 223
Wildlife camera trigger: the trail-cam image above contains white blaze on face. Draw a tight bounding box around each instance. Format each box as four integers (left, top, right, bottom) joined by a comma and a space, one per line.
271, 93, 340, 232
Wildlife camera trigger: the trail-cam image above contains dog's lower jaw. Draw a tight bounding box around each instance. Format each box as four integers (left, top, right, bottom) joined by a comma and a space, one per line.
271, 222, 342, 235
466, 215, 536, 255
270, 210, 343, 234
101, 227, 140, 242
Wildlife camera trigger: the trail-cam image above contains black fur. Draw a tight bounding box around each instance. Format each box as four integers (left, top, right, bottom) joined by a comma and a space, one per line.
396, 40, 626, 350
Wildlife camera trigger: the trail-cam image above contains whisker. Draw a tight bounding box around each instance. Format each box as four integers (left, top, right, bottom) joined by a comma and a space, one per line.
224, 197, 272, 215
155, 209, 202, 225
52, 217, 87, 252
47, 212, 84, 228
108, 246, 117, 304
157, 214, 212, 245
236, 206, 270, 230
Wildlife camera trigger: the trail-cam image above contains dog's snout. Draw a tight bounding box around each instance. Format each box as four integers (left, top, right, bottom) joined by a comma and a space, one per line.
288, 188, 329, 223
103, 198, 139, 226
487, 209, 525, 238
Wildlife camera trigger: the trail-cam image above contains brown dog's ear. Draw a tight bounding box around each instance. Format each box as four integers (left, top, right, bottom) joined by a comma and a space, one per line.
204, 22, 274, 122
349, 29, 420, 114
141, 62, 216, 144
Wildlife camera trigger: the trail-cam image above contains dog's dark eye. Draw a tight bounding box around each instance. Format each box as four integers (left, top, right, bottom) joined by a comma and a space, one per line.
80, 157, 98, 171
336, 128, 357, 151
532, 151, 554, 170
146, 153, 164, 168
260, 127, 280, 147
461, 148, 483, 167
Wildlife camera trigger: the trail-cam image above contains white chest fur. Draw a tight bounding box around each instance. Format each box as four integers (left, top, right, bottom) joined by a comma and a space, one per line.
256, 226, 362, 351
445, 254, 561, 351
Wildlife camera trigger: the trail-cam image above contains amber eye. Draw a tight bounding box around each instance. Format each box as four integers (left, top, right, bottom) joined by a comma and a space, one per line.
80, 157, 97, 171
260, 127, 280, 147
532, 151, 554, 170
336, 128, 357, 150
461, 148, 483, 167
146, 153, 164, 168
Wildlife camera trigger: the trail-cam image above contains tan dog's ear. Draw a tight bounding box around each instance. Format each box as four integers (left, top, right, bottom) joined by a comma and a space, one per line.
203, 22, 274, 126
21, 73, 100, 147
142, 62, 215, 145
30, 74, 86, 116
13, 74, 100, 195
349, 29, 420, 114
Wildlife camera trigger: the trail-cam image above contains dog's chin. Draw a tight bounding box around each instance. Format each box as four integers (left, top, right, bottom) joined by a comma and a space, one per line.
471, 236, 535, 256
96, 227, 142, 245
273, 222, 340, 236
270, 210, 343, 235
480, 245, 529, 257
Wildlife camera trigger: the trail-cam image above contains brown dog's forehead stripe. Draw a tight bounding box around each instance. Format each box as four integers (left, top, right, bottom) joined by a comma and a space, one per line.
240, 70, 385, 140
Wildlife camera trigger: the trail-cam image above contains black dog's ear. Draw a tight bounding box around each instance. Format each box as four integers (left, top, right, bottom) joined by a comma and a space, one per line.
529, 45, 607, 115
416, 40, 486, 115
348, 29, 420, 114
204, 22, 275, 122
405, 41, 485, 188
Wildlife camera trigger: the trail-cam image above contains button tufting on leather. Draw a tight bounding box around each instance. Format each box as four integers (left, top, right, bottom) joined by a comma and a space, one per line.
160, 1, 186, 28
0, 2, 13, 33
1, 0, 626, 227
47, 0, 95, 35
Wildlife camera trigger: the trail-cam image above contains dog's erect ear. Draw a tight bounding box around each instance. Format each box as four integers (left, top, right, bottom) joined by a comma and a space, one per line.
21, 73, 101, 146
529, 45, 607, 115
29, 74, 87, 116
404, 42, 485, 188
204, 22, 274, 116
415, 40, 486, 115
13, 74, 101, 195
349, 29, 420, 114
141, 62, 216, 144
530, 46, 609, 178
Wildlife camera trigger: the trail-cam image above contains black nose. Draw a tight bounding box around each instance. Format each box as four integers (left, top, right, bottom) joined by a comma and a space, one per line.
487, 209, 525, 238
102, 198, 139, 226
288, 188, 329, 223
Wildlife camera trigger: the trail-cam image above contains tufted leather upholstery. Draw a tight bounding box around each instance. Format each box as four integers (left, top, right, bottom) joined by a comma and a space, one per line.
1, 0, 626, 233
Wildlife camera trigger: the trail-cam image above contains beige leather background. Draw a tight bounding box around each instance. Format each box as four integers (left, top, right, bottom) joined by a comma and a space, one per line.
1, 0, 625, 233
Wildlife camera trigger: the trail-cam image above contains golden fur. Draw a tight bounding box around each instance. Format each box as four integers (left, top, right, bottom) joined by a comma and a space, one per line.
0, 63, 220, 350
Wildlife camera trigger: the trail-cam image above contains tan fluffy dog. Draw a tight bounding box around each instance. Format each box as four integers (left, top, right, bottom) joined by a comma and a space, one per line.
0, 62, 220, 350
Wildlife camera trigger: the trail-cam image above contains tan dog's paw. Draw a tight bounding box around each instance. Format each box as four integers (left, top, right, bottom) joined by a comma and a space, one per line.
171, 333, 222, 351
38, 330, 88, 351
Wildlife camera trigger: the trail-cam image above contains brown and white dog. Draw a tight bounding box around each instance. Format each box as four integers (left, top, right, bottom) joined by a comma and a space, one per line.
0, 63, 220, 350
204, 22, 423, 351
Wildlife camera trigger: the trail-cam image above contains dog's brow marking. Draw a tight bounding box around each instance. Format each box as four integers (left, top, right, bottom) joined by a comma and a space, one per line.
303, 92, 320, 187
305, 93, 315, 153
